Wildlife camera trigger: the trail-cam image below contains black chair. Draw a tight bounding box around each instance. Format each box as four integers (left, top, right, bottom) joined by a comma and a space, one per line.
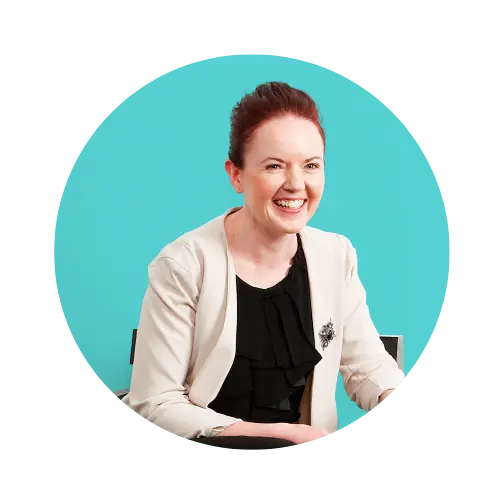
114, 329, 137, 400
115, 330, 403, 400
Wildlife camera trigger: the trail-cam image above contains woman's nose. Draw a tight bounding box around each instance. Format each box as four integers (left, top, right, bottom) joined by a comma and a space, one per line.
284, 167, 305, 191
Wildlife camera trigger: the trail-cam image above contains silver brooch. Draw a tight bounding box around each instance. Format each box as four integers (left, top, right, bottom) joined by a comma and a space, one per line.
319, 319, 335, 350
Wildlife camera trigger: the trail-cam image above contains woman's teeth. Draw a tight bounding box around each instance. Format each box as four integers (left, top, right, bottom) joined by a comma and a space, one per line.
274, 199, 305, 209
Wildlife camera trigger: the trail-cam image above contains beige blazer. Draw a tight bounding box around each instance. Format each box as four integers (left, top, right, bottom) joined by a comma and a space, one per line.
122, 207, 404, 439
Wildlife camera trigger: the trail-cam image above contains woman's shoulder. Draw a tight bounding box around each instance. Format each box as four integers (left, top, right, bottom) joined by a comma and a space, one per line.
150, 212, 227, 272
302, 225, 354, 254
302, 226, 358, 282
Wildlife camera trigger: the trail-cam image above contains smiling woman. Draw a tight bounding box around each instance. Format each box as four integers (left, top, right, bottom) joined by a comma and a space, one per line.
121, 82, 404, 449
226, 84, 325, 238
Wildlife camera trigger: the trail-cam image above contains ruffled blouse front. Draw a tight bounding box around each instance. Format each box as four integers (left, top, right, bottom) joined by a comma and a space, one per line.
208, 234, 322, 423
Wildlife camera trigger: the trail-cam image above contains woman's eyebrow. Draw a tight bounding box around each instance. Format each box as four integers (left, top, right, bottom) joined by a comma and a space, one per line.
260, 156, 324, 163
260, 157, 286, 163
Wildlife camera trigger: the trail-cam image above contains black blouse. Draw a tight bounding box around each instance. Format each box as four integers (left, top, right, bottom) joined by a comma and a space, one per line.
208, 234, 322, 423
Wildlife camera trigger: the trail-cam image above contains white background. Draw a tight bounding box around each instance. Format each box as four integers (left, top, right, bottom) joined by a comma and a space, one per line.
1, 1, 503, 502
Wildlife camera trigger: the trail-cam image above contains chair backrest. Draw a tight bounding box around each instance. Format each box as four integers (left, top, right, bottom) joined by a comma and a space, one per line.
116, 331, 404, 399
127, 329, 404, 370
130, 329, 137, 365
380, 335, 404, 371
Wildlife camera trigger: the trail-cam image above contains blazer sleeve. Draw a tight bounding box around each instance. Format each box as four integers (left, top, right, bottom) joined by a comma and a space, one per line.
122, 248, 242, 439
338, 235, 405, 411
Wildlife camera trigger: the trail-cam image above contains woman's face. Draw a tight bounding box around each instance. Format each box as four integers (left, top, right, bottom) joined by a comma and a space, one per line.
228, 115, 325, 236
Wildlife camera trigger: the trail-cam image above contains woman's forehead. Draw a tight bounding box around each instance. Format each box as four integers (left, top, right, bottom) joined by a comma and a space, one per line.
248, 117, 324, 158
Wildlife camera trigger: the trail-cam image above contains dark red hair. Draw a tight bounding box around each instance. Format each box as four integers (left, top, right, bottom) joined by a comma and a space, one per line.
228, 81, 325, 168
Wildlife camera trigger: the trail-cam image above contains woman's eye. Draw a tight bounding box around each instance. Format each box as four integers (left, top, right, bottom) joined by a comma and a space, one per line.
266, 163, 320, 170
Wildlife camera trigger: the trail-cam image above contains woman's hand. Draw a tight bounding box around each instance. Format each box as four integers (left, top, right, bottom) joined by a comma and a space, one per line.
216, 421, 329, 444
281, 424, 329, 444
378, 389, 394, 403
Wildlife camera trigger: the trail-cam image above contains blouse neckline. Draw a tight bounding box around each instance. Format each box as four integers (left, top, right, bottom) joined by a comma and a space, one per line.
236, 234, 305, 295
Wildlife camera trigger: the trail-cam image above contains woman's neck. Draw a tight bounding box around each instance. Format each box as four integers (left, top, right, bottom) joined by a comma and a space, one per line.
224, 207, 298, 270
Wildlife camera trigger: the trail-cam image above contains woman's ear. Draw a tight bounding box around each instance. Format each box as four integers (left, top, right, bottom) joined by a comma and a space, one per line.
225, 159, 242, 193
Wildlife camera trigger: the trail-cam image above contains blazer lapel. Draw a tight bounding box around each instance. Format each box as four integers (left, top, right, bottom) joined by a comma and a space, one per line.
299, 227, 333, 355
299, 227, 342, 430
188, 211, 238, 407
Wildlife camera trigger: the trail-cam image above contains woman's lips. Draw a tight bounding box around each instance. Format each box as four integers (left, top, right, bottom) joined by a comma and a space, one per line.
273, 199, 307, 213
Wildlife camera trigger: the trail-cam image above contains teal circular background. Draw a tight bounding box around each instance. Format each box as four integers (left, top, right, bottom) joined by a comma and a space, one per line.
55, 55, 449, 430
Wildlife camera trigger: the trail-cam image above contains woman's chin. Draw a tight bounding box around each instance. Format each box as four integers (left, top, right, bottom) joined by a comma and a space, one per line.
274, 214, 308, 234
260, 203, 312, 235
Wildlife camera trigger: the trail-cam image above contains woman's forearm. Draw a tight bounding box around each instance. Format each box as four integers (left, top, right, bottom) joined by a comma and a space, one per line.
216, 420, 289, 439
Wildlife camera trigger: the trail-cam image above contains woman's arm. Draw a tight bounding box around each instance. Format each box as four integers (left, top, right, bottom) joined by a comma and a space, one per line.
124, 243, 241, 439
338, 236, 404, 411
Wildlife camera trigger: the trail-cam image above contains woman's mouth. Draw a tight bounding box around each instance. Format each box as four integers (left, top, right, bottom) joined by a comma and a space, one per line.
273, 199, 307, 213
